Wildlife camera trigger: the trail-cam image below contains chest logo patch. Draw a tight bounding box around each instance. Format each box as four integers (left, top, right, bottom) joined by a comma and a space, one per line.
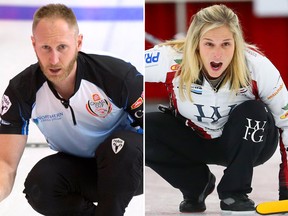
86, 93, 112, 118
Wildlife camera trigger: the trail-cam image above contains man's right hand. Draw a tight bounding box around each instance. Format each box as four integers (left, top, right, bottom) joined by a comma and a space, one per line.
0, 134, 27, 202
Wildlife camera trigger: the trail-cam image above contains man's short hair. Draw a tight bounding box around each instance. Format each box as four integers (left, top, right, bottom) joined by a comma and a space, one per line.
32, 4, 79, 34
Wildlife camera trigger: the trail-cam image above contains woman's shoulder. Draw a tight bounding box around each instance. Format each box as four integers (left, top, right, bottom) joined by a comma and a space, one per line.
146, 44, 180, 55
245, 47, 276, 72
245, 47, 280, 86
145, 44, 182, 66
145, 44, 182, 83
245, 46, 267, 64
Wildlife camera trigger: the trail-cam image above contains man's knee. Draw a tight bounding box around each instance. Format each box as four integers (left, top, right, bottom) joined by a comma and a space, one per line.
96, 130, 143, 164
23, 155, 61, 214
95, 130, 143, 194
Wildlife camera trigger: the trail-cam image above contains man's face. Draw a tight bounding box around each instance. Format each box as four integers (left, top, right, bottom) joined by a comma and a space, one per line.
31, 18, 82, 84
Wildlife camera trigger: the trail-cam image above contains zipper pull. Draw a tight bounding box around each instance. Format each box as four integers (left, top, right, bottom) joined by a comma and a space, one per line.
60, 99, 77, 125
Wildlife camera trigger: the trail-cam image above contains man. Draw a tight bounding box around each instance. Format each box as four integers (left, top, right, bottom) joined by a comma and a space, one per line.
0, 4, 143, 216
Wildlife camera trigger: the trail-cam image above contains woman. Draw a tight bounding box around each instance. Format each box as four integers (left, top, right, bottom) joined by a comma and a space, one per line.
145, 4, 288, 213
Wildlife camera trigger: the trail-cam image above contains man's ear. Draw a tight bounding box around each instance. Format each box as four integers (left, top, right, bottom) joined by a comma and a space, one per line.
31, 36, 36, 50
77, 34, 83, 50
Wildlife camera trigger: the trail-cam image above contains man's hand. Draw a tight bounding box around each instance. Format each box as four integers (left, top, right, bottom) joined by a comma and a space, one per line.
0, 134, 27, 202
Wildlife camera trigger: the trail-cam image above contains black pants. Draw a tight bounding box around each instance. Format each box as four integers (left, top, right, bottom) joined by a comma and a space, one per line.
23, 130, 143, 216
146, 100, 278, 200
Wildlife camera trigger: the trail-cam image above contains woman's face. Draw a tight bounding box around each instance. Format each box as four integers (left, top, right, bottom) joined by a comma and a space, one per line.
199, 25, 235, 78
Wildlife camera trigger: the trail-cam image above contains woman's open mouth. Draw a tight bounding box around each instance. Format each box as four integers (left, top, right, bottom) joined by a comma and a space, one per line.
210, 61, 223, 71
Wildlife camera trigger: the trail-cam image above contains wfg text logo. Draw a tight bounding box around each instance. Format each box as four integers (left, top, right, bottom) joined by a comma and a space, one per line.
243, 118, 267, 143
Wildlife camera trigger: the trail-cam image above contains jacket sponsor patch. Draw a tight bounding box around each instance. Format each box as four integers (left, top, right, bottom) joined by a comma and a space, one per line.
145, 51, 160, 64
191, 86, 203, 95
86, 93, 112, 118
0, 118, 11, 126
1, 95, 12, 116
131, 92, 144, 110
33, 112, 64, 124
268, 83, 283, 100
111, 138, 125, 154
280, 104, 288, 119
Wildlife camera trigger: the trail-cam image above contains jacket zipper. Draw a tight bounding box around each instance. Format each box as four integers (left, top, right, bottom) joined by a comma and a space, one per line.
60, 99, 77, 125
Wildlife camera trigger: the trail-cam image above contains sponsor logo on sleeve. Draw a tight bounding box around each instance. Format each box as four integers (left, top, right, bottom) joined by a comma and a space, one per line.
131, 91, 144, 110
170, 64, 180, 71
145, 51, 160, 64
1, 95, 12, 116
280, 104, 288, 119
267, 83, 283, 100
170, 59, 181, 71
0, 118, 11, 126
135, 110, 143, 119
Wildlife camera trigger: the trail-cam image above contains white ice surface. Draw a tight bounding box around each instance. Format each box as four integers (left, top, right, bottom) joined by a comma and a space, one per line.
145, 147, 287, 216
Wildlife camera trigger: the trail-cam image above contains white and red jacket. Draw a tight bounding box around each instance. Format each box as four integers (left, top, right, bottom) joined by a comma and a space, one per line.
145, 45, 288, 188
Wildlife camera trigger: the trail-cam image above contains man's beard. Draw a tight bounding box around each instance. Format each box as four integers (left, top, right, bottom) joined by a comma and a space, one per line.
38, 52, 78, 84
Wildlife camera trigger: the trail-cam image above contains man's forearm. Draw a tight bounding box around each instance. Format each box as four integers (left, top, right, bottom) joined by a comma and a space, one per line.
0, 165, 16, 202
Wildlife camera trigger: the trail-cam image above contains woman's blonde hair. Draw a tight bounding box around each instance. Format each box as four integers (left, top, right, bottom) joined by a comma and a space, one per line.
164, 4, 252, 101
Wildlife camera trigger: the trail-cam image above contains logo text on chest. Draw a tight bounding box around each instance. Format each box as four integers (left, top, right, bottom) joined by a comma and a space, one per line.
194, 104, 237, 123
34, 112, 64, 124
86, 93, 112, 118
